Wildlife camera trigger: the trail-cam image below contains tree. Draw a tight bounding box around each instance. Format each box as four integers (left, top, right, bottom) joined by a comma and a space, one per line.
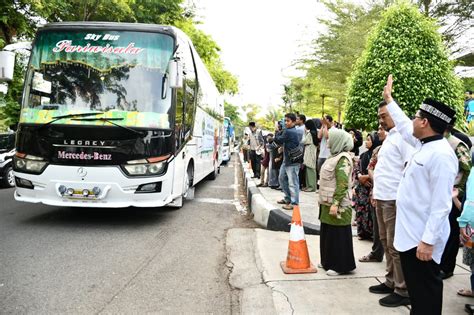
177, 20, 238, 94
415, 0, 473, 52
224, 101, 243, 126
282, 0, 388, 120
345, 2, 463, 130
241, 104, 259, 124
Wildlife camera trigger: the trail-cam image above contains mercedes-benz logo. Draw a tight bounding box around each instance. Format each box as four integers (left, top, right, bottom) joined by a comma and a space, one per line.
77, 167, 87, 177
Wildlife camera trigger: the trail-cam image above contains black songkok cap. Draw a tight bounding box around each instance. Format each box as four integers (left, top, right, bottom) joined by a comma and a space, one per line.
419, 98, 456, 124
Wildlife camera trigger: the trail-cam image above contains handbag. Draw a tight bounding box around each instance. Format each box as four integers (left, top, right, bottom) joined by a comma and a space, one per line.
288, 145, 303, 164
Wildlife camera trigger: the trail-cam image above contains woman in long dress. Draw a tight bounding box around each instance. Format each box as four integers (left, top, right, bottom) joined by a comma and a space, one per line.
319, 129, 356, 276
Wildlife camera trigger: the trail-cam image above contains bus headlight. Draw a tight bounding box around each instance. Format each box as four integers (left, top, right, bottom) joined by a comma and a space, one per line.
122, 161, 166, 176
13, 153, 48, 174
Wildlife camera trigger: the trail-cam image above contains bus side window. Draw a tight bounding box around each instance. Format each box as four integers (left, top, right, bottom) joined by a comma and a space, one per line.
183, 44, 196, 137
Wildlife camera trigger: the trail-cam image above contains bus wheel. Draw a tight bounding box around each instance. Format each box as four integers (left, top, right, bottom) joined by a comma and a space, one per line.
183, 164, 194, 200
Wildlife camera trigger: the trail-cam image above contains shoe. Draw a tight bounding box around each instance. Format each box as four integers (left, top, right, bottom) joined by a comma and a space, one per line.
440, 270, 453, 280
277, 199, 289, 205
379, 293, 410, 307
465, 304, 474, 315
261, 184, 268, 187
269, 186, 279, 190
317, 263, 324, 269
256, 183, 263, 187
369, 283, 394, 294
282, 204, 294, 210
359, 254, 383, 263
326, 270, 341, 276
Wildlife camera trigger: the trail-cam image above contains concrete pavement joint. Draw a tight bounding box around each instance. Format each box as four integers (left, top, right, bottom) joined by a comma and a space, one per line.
267, 282, 295, 315
264, 276, 386, 283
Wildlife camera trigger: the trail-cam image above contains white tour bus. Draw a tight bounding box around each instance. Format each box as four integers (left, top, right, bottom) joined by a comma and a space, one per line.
5, 22, 223, 208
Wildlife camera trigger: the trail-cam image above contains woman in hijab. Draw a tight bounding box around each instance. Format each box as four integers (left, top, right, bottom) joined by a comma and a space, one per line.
318, 129, 356, 276
302, 120, 318, 192
354, 132, 382, 241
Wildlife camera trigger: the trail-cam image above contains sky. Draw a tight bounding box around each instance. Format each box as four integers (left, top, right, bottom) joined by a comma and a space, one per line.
194, 0, 329, 115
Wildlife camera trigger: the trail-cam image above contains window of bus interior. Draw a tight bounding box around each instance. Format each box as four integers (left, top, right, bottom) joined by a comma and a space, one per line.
22, 30, 175, 130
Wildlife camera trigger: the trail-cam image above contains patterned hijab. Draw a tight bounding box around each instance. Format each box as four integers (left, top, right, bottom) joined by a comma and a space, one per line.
328, 129, 354, 156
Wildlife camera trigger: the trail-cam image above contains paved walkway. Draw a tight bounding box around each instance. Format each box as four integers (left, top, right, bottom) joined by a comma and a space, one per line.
236, 156, 472, 314
227, 228, 471, 314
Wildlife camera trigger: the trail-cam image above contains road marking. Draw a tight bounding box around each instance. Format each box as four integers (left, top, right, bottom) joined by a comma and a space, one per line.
208, 184, 236, 189
193, 197, 235, 205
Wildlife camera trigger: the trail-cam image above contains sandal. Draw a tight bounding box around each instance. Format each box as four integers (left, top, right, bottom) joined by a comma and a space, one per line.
358, 254, 382, 263
457, 288, 474, 297
277, 199, 289, 205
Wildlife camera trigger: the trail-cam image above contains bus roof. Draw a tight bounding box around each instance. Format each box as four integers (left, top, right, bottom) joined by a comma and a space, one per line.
38, 22, 180, 38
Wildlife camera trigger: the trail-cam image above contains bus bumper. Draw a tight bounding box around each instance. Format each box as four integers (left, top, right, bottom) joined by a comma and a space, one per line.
13, 163, 180, 208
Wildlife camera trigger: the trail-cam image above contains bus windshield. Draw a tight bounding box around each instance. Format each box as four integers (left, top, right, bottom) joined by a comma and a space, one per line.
22, 30, 175, 129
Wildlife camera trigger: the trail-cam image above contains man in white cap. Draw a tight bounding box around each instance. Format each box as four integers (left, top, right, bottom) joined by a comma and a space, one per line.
382, 74, 458, 315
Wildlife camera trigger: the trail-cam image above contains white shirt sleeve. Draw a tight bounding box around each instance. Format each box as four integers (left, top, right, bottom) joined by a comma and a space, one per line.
422, 154, 457, 245
387, 101, 418, 147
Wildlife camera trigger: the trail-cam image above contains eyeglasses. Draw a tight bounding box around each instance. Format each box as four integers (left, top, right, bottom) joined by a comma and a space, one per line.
414, 115, 424, 120
466, 224, 474, 238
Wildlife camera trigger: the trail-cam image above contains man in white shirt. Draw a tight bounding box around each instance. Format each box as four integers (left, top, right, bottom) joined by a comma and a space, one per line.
383, 75, 457, 315
369, 101, 413, 308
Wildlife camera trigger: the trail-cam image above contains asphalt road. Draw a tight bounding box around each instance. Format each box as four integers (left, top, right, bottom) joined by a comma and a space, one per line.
0, 157, 250, 314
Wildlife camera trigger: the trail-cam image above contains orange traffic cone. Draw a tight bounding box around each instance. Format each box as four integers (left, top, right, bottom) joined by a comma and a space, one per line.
280, 205, 318, 274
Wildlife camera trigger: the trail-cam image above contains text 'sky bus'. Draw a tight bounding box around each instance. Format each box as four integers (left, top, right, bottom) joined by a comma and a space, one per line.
12, 22, 223, 208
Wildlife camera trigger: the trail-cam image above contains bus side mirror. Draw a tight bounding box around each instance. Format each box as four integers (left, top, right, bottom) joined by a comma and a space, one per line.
168, 58, 183, 89
0, 51, 15, 82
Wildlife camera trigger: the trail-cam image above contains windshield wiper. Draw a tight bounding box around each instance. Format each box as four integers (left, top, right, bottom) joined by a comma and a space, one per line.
39, 112, 104, 129
71, 117, 146, 137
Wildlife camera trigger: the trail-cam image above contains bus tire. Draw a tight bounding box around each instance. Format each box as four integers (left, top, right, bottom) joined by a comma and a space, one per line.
183, 163, 194, 200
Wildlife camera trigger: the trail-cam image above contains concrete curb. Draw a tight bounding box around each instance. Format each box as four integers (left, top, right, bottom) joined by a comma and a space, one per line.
239, 154, 320, 235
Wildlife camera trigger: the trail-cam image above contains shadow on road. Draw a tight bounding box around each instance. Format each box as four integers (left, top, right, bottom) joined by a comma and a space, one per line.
20, 206, 176, 229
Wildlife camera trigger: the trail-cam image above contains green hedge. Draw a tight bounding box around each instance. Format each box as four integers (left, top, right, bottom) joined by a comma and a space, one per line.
345, 2, 463, 130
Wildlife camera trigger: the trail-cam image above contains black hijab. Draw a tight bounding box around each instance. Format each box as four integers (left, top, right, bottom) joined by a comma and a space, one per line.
304, 119, 319, 145
359, 132, 383, 174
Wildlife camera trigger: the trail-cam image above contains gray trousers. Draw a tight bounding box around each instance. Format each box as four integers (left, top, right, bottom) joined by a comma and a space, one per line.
376, 199, 408, 297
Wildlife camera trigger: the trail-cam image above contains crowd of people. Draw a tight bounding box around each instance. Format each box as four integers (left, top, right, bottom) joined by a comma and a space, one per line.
241, 76, 474, 314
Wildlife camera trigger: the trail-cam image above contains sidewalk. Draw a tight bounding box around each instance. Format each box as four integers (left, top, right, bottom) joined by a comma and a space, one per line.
236, 154, 471, 314
227, 228, 471, 314
240, 154, 332, 234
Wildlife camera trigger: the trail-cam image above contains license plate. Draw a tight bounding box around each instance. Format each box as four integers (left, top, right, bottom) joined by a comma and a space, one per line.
63, 189, 98, 200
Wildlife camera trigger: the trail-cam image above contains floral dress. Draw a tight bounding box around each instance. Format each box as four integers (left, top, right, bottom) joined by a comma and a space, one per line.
353, 151, 373, 240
